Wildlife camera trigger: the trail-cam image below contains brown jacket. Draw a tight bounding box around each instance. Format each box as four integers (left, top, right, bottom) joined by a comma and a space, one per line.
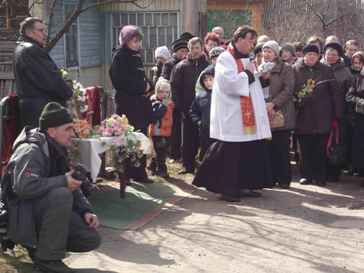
293, 59, 343, 135
266, 60, 295, 131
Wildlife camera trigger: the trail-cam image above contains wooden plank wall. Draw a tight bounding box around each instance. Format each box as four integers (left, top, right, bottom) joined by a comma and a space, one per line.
0, 41, 16, 98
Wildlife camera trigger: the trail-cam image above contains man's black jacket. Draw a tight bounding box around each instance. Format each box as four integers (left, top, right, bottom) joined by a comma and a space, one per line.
14, 37, 73, 104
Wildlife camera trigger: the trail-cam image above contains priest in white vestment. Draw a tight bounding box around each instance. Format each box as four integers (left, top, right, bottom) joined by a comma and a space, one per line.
193, 26, 273, 202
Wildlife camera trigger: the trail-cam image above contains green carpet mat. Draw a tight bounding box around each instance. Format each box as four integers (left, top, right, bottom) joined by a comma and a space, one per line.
89, 180, 185, 230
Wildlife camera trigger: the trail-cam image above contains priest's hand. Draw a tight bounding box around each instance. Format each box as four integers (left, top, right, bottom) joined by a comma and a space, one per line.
266, 102, 275, 118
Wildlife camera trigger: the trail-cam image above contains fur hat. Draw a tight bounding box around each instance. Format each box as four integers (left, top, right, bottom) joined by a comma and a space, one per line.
155, 46, 171, 61
263, 40, 280, 57
180, 32, 194, 41
209, 46, 225, 59
171, 38, 188, 52
324, 42, 344, 57
303, 44, 320, 55
119, 25, 143, 47
39, 102, 73, 131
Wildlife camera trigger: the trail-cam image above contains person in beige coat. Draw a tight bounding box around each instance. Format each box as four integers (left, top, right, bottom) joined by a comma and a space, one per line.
261, 40, 295, 188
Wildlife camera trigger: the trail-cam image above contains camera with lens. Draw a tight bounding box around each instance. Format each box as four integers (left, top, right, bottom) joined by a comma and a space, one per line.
71, 164, 96, 197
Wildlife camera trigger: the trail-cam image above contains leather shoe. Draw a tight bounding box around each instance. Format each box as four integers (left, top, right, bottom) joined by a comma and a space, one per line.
299, 178, 312, 185
279, 183, 290, 189
220, 194, 240, 202
240, 189, 262, 198
316, 180, 327, 187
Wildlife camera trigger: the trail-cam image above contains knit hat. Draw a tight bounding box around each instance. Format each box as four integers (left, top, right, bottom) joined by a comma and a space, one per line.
180, 32, 194, 41
262, 40, 280, 57
39, 102, 73, 131
303, 44, 320, 55
171, 38, 188, 52
280, 43, 295, 56
323, 42, 344, 57
155, 46, 171, 61
209, 46, 225, 59
119, 25, 143, 47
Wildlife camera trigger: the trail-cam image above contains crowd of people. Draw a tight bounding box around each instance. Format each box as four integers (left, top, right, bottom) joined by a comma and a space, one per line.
110, 23, 364, 202
3, 15, 364, 273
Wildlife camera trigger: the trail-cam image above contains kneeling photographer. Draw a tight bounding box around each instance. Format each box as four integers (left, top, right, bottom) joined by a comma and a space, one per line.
2, 102, 101, 273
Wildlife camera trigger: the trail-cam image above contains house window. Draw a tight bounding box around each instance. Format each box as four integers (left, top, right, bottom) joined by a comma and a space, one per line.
112, 12, 179, 65
64, 4, 79, 68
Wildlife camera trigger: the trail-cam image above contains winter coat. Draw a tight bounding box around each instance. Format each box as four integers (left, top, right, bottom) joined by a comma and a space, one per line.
210, 49, 271, 142
324, 60, 353, 113
149, 98, 174, 137
14, 37, 73, 127
109, 46, 152, 130
170, 54, 209, 114
265, 60, 295, 131
345, 69, 364, 168
5, 127, 92, 247
346, 68, 364, 121
190, 65, 214, 132
293, 59, 343, 135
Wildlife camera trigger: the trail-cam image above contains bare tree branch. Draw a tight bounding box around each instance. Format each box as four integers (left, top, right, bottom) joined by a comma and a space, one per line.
47, 0, 58, 43
46, 0, 151, 51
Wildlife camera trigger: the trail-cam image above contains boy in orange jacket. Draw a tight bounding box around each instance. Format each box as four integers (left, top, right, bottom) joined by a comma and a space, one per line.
149, 79, 174, 177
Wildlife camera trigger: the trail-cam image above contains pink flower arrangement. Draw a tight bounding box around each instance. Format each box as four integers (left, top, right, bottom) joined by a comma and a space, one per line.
99, 114, 132, 137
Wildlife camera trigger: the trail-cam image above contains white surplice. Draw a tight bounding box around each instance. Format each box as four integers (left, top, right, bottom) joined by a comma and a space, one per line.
210, 50, 272, 142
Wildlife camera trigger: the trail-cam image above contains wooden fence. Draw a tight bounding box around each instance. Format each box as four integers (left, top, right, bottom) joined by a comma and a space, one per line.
0, 41, 16, 98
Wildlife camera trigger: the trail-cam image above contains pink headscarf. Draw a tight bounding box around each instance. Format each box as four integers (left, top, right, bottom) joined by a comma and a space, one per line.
119, 25, 143, 47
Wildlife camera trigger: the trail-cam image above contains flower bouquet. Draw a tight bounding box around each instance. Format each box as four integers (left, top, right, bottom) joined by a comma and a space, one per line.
295, 79, 316, 107
99, 114, 144, 173
60, 68, 88, 119
73, 119, 93, 139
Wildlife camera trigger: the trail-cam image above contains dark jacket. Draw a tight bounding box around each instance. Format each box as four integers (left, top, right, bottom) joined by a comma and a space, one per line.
294, 59, 343, 135
109, 46, 152, 130
109, 46, 147, 99
14, 37, 73, 127
190, 90, 211, 132
346, 69, 364, 120
161, 54, 181, 81
323, 60, 353, 115
6, 127, 92, 247
170, 54, 209, 114
190, 66, 214, 132
265, 60, 295, 131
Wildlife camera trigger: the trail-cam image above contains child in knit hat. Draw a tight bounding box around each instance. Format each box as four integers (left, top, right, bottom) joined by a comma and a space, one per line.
148, 78, 175, 177
152, 46, 172, 84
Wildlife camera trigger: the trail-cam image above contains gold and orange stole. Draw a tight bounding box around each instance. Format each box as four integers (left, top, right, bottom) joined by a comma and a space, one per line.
228, 47, 256, 135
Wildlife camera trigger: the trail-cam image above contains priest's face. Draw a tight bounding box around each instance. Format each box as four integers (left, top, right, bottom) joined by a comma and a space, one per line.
235, 33, 257, 55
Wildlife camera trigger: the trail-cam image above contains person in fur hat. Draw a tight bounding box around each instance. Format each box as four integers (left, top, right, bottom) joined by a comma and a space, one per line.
148, 79, 175, 177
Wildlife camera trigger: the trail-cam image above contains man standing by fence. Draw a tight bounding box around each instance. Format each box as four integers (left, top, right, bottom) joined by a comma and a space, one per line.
14, 17, 73, 129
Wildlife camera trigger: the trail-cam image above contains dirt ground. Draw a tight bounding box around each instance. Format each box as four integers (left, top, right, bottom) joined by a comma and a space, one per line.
2, 170, 364, 273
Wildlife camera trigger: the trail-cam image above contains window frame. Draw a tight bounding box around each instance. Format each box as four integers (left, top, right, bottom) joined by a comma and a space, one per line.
63, 3, 81, 69
111, 11, 180, 66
